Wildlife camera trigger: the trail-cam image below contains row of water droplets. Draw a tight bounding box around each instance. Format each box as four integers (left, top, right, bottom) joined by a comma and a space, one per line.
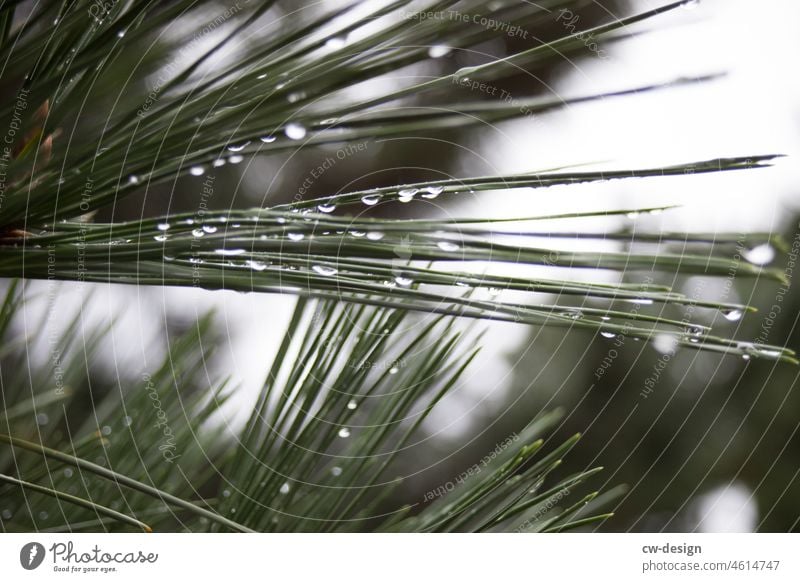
149, 219, 773, 324
552, 297, 785, 360
312, 184, 448, 215
597, 328, 783, 361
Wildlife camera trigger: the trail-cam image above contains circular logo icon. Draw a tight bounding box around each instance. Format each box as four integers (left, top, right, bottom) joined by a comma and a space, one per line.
20, 542, 46, 570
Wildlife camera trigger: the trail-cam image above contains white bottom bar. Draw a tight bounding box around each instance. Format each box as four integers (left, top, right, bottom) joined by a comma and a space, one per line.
1, 533, 797, 580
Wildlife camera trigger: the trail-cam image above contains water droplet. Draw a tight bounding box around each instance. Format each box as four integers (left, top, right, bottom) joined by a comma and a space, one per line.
428, 45, 452, 58
202, 225, 218, 234
421, 185, 444, 199
287, 91, 306, 103
127, 175, 140, 185
652, 334, 678, 354
350, 230, 366, 238
317, 203, 336, 213
285, 122, 307, 140
736, 341, 780, 360
600, 331, 616, 339
222, 489, 231, 498
626, 211, 641, 219
722, 308, 743, 322
117, 29, 126, 38
227, 142, 249, 152
626, 298, 654, 305
189, 165, 205, 176
331, 466, 343, 477
366, 231, 384, 241
743, 243, 775, 266
215, 248, 246, 256
312, 264, 338, 276
437, 241, 459, 252
101, 425, 112, 436
338, 427, 351, 438
157, 223, 170, 231
192, 228, 205, 238
326, 35, 347, 49
319, 117, 338, 126
38, 511, 49, 520
686, 325, 704, 337
228, 154, 244, 164
64, 468, 73, 478
247, 260, 268, 271
388, 366, 399, 375
453, 66, 475, 84
382, 279, 397, 288
347, 400, 358, 410
257, 73, 268, 80
36, 413, 49, 426
279, 482, 290, 495
395, 275, 413, 287
1, 509, 11, 520
288, 232, 305, 241
123, 416, 133, 427
260, 135, 276, 143
398, 188, 419, 203
154, 234, 168, 242
361, 194, 381, 206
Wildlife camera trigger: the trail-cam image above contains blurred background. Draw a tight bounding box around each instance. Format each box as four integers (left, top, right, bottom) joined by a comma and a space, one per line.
6, 0, 800, 531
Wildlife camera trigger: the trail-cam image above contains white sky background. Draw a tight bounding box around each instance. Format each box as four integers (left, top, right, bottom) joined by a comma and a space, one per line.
17, 0, 800, 532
